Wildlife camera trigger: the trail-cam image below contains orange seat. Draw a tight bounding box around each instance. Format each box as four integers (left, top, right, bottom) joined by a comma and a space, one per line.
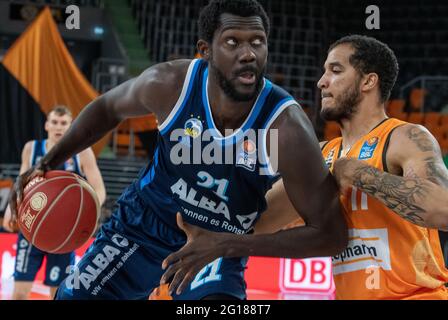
386, 99, 405, 115
324, 121, 341, 141
407, 112, 425, 124
424, 112, 441, 127
426, 125, 445, 142
116, 133, 143, 148
439, 138, 448, 156
114, 123, 147, 157
409, 88, 427, 112
442, 126, 448, 139
441, 115, 448, 126
129, 113, 158, 132
117, 119, 131, 132
389, 111, 408, 121
0, 179, 13, 188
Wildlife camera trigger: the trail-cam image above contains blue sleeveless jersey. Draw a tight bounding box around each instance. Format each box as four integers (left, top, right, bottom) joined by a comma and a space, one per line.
30, 139, 83, 176
136, 59, 298, 234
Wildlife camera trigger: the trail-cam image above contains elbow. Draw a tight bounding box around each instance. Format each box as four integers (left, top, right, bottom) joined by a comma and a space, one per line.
321, 200, 349, 256
330, 227, 349, 255
318, 205, 349, 256
321, 222, 348, 256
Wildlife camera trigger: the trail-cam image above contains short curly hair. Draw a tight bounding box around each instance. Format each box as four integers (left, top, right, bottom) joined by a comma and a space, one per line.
198, 0, 270, 43
329, 35, 399, 103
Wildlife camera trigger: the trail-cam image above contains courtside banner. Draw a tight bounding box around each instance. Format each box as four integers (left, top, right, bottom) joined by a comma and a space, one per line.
279, 257, 335, 295
0, 233, 334, 299
0, 233, 93, 282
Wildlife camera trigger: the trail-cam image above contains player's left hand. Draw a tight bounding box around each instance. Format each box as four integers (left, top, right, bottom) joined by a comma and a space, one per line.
160, 212, 226, 295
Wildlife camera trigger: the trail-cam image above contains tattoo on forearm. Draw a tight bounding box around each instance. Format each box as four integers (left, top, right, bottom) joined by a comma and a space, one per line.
352, 165, 427, 225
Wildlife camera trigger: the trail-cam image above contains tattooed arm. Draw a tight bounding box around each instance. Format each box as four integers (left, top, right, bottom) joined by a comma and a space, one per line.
333, 124, 448, 231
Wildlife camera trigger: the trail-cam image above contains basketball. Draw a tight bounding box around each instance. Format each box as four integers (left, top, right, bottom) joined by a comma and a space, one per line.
17, 170, 100, 254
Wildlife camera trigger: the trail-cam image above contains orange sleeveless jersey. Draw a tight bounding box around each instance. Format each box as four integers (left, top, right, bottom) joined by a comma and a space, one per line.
322, 118, 448, 300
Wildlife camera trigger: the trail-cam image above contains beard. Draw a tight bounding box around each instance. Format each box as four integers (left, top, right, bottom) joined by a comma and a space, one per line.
320, 77, 362, 122
209, 57, 265, 102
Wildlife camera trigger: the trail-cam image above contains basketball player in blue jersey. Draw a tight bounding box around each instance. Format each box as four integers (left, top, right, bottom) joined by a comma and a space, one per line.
9, 0, 347, 300
3, 106, 106, 299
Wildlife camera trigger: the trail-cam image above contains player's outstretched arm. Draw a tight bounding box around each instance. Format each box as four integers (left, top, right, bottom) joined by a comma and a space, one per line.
40, 59, 191, 171
333, 123, 448, 231
9, 60, 191, 221
160, 106, 348, 295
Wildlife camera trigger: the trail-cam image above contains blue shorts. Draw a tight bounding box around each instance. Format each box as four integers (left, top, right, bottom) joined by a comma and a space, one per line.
55, 183, 247, 300
14, 233, 75, 287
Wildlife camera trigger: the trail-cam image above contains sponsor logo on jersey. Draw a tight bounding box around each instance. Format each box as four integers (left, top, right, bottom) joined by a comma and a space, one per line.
358, 137, 379, 160
171, 178, 231, 220
65, 234, 139, 292
236, 139, 257, 172
332, 228, 391, 275
184, 117, 203, 139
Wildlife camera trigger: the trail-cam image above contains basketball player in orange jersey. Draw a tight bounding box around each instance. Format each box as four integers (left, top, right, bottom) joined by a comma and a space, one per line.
3, 106, 106, 300
254, 35, 448, 299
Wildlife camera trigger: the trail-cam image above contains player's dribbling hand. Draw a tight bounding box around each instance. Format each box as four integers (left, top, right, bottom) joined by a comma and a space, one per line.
8, 164, 47, 232
160, 213, 226, 296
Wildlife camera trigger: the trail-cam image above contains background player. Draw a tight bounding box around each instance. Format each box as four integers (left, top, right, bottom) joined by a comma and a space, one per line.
254, 35, 448, 299
9, 0, 347, 300
3, 105, 106, 299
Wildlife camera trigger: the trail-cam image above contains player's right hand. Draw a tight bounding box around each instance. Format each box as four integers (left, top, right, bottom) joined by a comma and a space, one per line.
8, 164, 47, 231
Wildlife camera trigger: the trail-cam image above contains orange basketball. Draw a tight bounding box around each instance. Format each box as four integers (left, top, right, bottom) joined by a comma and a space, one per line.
18, 170, 100, 254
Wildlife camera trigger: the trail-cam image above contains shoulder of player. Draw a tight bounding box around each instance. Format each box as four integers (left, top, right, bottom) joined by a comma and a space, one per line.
386, 123, 440, 164
388, 123, 438, 152
137, 59, 192, 94
22, 140, 35, 155
135, 59, 193, 115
